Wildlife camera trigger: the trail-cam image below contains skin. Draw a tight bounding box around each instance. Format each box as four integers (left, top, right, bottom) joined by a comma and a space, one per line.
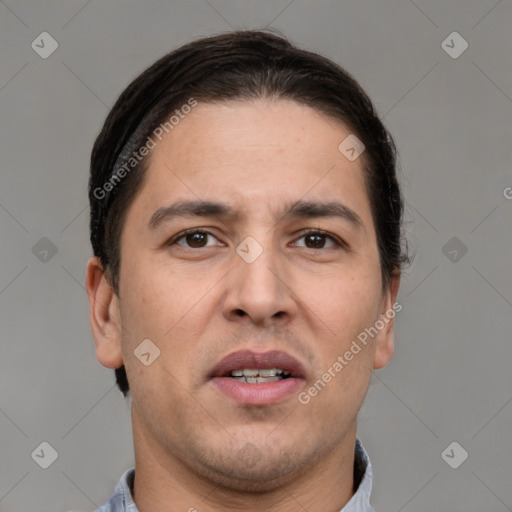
86, 99, 400, 512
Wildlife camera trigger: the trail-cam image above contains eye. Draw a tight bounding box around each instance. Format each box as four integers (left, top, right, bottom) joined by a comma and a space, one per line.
292, 230, 344, 250
171, 229, 223, 249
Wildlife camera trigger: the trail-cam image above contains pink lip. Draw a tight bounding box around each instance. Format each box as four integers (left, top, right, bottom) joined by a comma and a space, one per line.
211, 377, 304, 405
209, 349, 306, 406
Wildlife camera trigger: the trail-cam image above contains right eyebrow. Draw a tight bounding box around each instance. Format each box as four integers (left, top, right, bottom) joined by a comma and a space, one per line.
148, 200, 240, 229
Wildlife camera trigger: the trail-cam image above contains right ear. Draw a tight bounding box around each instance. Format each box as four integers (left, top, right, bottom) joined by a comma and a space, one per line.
85, 257, 123, 369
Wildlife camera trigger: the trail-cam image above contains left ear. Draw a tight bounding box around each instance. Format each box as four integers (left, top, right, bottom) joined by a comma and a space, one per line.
373, 272, 401, 369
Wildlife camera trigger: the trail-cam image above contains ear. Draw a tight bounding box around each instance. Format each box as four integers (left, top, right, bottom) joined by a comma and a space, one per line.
373, 272, 401, 370
85, 256, 123, 369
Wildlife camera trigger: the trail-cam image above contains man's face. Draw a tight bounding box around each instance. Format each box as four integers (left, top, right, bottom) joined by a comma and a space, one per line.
99, 99, 398, 489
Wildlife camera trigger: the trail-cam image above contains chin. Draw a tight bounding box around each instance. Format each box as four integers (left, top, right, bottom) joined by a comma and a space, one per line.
206, 458, 302, 493
189, 438, 319, 493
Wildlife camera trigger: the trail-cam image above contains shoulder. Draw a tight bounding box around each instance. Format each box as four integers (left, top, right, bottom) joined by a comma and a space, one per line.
69, 468, 136, 512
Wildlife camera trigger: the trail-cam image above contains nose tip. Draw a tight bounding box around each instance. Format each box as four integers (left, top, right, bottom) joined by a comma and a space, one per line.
223, 248, 296, 327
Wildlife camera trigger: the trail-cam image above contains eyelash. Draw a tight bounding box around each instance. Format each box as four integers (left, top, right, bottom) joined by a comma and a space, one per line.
168, 228, 346, 250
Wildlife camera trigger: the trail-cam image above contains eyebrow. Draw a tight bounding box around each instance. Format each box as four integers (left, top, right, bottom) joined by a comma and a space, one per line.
148, 199, 364, 231
149, 200, 239, 229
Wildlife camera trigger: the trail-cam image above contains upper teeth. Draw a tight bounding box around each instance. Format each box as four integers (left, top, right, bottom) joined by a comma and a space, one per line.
230, 368, 290, 377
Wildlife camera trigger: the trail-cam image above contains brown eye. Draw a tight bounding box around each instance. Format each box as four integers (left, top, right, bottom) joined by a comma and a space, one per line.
293, 231, 340, 250
185, 232, 208, 248
305, 233, 327, 248
173, 230, 221, 248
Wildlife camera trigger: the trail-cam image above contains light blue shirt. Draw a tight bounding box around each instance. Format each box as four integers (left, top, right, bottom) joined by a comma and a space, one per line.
90, 439, 375, 512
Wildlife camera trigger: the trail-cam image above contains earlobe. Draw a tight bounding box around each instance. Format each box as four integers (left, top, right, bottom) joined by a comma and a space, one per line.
373, 335, 394, 370
373, 272, 401, 370
85, 257, 124, 369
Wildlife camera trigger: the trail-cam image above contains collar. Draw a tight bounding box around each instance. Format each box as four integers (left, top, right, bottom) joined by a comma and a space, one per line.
95, 438, 374, 512
342, 438, 376, 512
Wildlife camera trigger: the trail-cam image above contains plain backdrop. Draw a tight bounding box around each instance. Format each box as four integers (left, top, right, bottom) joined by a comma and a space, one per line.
1, 1, 511, 511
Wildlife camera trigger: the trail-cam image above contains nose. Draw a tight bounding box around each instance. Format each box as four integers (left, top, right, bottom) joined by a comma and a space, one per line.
222, 241, 297, 328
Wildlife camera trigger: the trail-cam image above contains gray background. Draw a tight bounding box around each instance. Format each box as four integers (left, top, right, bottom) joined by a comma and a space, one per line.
1, 1, 511, 511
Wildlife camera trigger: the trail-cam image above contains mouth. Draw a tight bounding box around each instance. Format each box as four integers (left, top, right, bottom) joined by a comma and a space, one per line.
228, 368, 292, 383
209, 350, 306, 406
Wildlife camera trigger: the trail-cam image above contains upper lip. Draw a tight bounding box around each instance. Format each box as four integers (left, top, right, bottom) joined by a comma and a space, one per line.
209, 349, 306, 379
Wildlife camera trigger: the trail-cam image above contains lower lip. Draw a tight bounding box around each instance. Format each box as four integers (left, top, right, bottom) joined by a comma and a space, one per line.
211, 377, 305, 406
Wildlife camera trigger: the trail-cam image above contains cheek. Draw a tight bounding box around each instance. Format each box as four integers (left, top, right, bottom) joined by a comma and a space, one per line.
296, 263, 382, 410
119, 250, 191, 330
118, 254, 218, 366
304, 265, 382, 337
117, 259, 209, 411
299, 273, 379, 426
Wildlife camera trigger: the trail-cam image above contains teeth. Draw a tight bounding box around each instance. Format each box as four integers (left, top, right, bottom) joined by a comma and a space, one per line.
243, 369, 260, 377
231, 376, 283, 384
229, 368, 286, 378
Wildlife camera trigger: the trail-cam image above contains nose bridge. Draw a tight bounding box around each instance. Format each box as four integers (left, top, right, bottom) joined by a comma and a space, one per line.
236, 235, 281, 296
224, 233, 295, 325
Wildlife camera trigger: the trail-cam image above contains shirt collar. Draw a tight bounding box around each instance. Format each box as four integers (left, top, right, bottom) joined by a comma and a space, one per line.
340, 438, 375, 512
94, 438, 374, 512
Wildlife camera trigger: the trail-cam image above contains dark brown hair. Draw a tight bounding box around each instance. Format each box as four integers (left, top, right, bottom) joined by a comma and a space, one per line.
89, 30, 409, 396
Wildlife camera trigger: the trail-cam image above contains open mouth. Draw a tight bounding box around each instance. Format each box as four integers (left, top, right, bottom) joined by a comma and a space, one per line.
226, 368, 292, 383
209, 350, 306, 405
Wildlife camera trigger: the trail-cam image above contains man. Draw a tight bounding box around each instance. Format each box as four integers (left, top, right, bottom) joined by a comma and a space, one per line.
85, 30, 407, 512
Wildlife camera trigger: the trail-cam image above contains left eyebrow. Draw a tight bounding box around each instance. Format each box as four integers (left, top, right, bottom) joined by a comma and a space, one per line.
282, 200, 365, 231
148, 199, 365, 232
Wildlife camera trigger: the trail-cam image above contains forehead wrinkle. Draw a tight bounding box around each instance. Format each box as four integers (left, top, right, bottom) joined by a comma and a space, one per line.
148, 198, 365, 234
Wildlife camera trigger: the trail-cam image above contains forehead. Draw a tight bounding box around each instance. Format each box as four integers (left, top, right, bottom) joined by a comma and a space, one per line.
132, 99, 374, 231
150, 99, 357, 174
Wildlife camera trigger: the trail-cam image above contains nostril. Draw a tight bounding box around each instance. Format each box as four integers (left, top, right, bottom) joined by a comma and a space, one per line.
234, 309, 246, 317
